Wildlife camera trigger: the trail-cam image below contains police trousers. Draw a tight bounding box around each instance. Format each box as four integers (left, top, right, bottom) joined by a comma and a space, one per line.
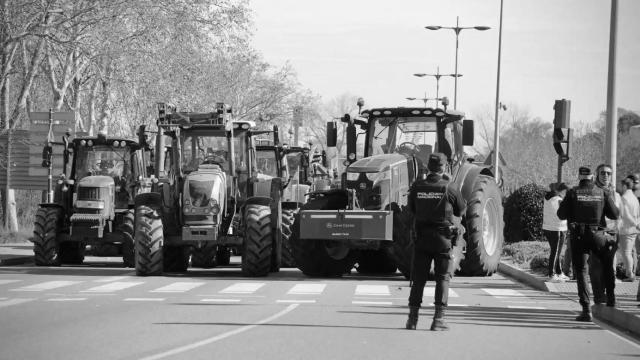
570, 228, 617, 306
408, 229, 454, 307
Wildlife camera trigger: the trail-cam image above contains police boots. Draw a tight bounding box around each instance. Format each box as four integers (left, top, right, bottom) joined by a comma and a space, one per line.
430, 305, 449, 331
405, 306, 419, 330
575, 304, 592, 322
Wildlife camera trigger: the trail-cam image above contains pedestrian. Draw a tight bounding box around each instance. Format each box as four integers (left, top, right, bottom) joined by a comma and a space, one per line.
591, 163, 622, 301
618, 175, 640, 282
543, 182, 570, 282
405, 152, 466, 331
557, 166, 619, 321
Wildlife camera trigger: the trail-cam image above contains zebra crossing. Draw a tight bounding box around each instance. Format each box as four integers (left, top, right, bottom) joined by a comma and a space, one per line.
0, 277, 548, 309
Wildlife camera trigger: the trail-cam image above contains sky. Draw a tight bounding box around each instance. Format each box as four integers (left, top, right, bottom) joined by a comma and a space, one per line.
248, 0, 640, 131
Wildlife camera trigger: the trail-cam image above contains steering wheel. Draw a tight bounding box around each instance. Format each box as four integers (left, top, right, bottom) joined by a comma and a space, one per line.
202, 155, 225, 166
396, 142, 419, 156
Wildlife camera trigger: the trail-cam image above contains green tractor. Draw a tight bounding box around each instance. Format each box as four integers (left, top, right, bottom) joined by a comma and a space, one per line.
291, 99, 504, 277
33, 132, 151, 267
133, 103, 285, 276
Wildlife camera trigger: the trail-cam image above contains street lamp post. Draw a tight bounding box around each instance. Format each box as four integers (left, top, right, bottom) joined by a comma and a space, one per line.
425, 17, 490, 109
413, 66, 461, 102
406, 96, 442, 108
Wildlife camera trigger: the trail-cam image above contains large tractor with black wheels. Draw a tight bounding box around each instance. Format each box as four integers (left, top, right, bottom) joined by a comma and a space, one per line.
33, 131, 151, 267
133, 103, 283, 277
291, 99, 504, 277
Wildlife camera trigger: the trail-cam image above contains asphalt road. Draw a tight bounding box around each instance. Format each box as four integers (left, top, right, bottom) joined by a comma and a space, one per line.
1, 258, 639, 360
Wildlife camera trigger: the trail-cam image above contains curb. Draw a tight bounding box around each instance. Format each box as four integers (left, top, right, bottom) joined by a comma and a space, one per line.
498, 261, 640, 338
497, 262, 549, 292
0, 256, 33, 266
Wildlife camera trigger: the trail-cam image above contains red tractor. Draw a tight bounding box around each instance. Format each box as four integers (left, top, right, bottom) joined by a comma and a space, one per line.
291, 100, 504, 277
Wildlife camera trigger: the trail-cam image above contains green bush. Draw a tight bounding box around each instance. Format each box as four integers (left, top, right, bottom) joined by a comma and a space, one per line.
502, 241, 549, 270
504, 183, 546, 242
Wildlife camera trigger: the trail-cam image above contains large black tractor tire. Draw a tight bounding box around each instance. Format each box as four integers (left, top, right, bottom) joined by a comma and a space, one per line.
59, 242, 85, 265
120, 210, 135, 268
134, 205, 164, 276
242, 204, 273, 277
33, 207, 62, 266
280, 208, 296, 268
355, 249, 397, 274
459, 175, 504, 276
216, 247, 231, 266
164, 246, 190, 272
290, 192, 357, 277
270, 202, 282, 273
191, 243, 218, 268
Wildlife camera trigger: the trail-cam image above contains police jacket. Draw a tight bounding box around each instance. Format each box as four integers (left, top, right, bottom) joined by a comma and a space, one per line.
557, 179, 619, 226
408, 173, 466, 228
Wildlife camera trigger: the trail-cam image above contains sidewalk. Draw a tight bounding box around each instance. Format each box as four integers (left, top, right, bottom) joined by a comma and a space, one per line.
499, 260, 640, 337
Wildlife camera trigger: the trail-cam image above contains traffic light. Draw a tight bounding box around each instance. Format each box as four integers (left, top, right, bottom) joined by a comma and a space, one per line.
553, 99, 571, 162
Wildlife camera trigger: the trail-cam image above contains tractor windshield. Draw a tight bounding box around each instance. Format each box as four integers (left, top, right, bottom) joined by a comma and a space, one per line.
75, 145, 130, 180
256, 150, 278, 177
370, 116, 454, 164
181, 132, 249, 177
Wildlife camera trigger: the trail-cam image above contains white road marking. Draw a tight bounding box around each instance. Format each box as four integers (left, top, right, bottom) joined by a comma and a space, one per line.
138, 304, 299, 360
11, 280, 82, 292
482, 288, 525, 298
0, 280, 20, 285
151, 282, 205, 293
93, 276, 131, 283
124, 298, 165, 302
0, 298, 35, 308
352, 301, 393, 305
201, 299, 241, 303
287, 283, 326, 295
421, 287, 459, 298
81, 281, 143, 293
507, 305, 546, 310
220, 282, 264, 294
448, 304, 469, 307
47, 298, 87, 302
355, 285, 390, 296
276, 299, 316, 304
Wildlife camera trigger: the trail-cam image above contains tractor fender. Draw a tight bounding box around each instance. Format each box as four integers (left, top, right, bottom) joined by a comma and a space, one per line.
134, 192, 162, 209
457, 163, 495, 200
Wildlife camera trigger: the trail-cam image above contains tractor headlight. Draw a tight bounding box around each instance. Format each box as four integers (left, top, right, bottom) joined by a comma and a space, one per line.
346, 172, 360, 181
75, 200, 105, 209
210, 203, 220, 215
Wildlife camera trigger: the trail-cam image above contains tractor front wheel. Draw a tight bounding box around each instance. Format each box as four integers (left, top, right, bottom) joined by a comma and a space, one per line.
120, 210, 135, 268
33, 207, 62, 266
242, 204, 273, 277
134, 205, 164, 276
280, 208, 296, 268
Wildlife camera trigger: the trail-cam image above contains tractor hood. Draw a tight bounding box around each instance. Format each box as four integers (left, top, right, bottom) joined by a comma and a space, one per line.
77, 175, 115, 187
182, 164, 226, 224
347, 153, 407, 173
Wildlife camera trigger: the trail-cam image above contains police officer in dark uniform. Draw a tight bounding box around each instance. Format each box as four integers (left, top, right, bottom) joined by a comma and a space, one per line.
557, 166, 619, 321
405, 152, 466, 331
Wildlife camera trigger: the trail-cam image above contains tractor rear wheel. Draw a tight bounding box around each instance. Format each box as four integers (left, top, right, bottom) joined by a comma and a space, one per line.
134, 205, 164, 276
120, 210, 135, 268
164, 246, 190, 272
191, 243, 218, 268
33, 207, 62, 266
280, 208, 296, 267
59, 242, 85, 264
242, 204, 272, 277
460, 176, 504, 276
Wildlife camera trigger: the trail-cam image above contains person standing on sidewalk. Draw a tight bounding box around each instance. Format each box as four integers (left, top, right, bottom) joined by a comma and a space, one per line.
619, 175, 640, 282
558, 166, 619, 321
405, 153, 466, 331
543, 182, 570, 282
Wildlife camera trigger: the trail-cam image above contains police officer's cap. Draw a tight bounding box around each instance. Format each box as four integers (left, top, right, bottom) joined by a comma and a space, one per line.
578, 166, 593, 179
427, 153, 447, 173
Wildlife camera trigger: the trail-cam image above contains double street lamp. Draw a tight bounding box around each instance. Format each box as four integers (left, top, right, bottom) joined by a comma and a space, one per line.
425, 16, 490, 109
406, 96, 442, 108
413, 66, 461, 102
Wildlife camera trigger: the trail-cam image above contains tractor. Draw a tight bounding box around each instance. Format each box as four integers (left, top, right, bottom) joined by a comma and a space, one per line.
132, 103, 284, 276
33, 132, 151, 267
290, 99, 504, 277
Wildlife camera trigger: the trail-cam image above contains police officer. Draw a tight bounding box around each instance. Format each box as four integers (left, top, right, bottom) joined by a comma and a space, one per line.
557, 166, 619, 321
405, 152, 466, 331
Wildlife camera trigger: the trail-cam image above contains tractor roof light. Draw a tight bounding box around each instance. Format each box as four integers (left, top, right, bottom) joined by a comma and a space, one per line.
80, 140, 86, 146
348, 153, 356, 160
423, 110, 433, 115
120, 141, 126, 147
113, 141, 120, 147
241, 123, 250, 129
87, 140, 94, 146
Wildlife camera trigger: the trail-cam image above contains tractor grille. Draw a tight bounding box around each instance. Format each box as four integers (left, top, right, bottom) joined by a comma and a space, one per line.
77, 186, 101, 200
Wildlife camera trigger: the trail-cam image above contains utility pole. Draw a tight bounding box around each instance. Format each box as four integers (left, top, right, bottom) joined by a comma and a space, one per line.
605, 0, 618, 184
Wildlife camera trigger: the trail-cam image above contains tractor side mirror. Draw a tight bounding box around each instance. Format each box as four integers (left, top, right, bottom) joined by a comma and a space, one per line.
326, 122, 337, 147
273, 125, 280, 146
462, 120, 474, 146
42, 144, 52, 168
137, 125, 148, 149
